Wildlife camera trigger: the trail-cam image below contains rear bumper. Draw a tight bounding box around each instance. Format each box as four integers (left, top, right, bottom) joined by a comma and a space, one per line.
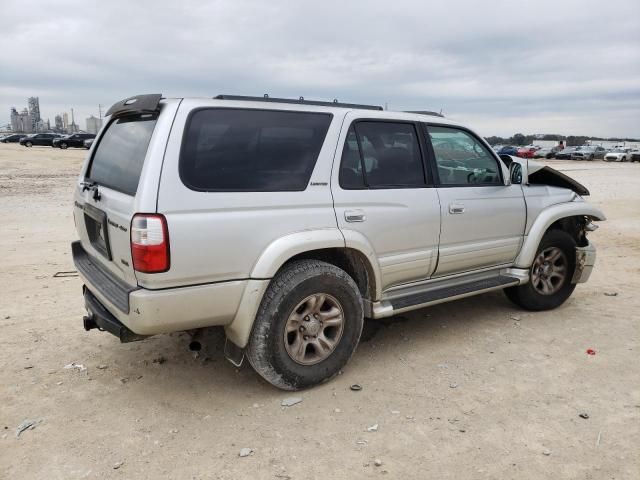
83, 287, 147, 342
72, 241, 248, 336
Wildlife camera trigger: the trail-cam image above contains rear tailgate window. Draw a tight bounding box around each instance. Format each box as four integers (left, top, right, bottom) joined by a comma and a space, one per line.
87, 114, 158, 195
179, 109, 332, 191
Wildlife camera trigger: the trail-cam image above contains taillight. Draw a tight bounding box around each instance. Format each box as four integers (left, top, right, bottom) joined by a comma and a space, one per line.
130, 214, 170, 273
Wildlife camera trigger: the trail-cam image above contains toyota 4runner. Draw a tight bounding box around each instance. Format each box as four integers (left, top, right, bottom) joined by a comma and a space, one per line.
72, 94, 605, 390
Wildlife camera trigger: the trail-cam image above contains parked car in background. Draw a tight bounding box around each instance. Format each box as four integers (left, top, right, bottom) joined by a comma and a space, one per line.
604, 149, 632, 162
533, 146, 562, 159
555, 147, 577, 160
53, 133, 96, 149
83, 138, 94, 149
2, 133, 28, 143
1, 133, 28, 143
630, 150, 640, 162
491, 144, 504, 153
498, 146, 519, 156
572, 146, 607, 161
19, 133, 62, 147
516, 146, 537, 158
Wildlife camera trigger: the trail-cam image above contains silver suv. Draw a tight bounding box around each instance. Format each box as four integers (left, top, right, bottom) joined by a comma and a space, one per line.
73, 94, 605, 390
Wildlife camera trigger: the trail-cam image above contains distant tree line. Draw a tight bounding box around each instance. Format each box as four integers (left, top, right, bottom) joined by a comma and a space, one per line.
485, 133, 640, 147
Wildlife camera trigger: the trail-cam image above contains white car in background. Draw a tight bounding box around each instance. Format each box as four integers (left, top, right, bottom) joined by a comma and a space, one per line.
604, 149, 632, 162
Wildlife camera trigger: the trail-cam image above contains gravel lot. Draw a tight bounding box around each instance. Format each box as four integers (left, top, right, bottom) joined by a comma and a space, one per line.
1, 143, 639, 479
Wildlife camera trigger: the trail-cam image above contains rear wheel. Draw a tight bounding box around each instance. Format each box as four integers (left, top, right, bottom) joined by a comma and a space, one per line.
504, 230, 576, 311
246, 260, 364, 390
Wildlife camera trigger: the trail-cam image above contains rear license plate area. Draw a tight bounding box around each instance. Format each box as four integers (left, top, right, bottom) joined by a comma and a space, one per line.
84, 203, 112, 260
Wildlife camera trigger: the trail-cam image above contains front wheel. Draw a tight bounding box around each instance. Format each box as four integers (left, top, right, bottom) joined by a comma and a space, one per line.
504, 230, 576, 311
60, 143, 68, 149
25, 141, 32, 147
246, 260, 363, 390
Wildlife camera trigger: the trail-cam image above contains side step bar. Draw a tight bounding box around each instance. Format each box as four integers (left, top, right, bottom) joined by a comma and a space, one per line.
371, 275, 521, 318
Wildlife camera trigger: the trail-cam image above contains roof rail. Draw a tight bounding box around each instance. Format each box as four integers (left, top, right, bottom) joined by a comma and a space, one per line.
404, 110, 445, 118
214, 94, 383, 111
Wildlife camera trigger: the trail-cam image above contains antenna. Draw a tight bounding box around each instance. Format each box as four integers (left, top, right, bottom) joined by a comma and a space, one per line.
98, 104, 103, 119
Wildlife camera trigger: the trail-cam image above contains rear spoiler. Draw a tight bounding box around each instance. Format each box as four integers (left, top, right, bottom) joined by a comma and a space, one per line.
105, 94, 162, 118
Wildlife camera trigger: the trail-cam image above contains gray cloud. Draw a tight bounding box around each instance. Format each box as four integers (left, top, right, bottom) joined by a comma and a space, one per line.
1, 0, 638, 137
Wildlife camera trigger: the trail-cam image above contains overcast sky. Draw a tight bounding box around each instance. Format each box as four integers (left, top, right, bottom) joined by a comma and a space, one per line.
1, 0, 638, 137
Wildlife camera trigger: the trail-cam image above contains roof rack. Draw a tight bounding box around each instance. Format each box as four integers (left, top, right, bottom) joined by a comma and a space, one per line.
214, 94, 383, 111
404, 110, 445, 118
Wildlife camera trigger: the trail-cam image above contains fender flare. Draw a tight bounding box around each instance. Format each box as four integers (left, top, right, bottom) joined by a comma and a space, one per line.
514, 202, 606, 268
250, 229, 382, 298
250, 229, 346, 278
225, 229, 382, 348
340, 229, 382, 300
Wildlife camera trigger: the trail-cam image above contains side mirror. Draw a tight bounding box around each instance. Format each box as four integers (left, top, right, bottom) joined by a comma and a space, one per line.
509, 162, 523, 185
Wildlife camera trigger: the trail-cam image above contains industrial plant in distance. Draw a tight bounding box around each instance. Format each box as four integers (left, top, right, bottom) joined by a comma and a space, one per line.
7, 97, 103, 135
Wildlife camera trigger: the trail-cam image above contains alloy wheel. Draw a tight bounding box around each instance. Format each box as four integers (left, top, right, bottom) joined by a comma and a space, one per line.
531, 247, 568, 295
284, 293, 345, 365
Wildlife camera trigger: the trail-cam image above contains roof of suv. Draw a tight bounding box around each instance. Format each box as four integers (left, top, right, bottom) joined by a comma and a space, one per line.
106, 93, 462, 128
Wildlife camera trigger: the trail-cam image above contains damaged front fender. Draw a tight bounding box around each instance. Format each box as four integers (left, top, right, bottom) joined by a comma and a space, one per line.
501, 155, 590, 195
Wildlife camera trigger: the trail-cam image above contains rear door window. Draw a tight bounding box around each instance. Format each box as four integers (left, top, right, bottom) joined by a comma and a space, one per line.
179, 109, 332, 192
87, 114, 157, 195
339, 121, 426, 189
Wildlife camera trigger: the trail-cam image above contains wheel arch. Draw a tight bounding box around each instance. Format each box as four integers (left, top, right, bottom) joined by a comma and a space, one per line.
225, 230, 381, 348
514, 202, 605, 268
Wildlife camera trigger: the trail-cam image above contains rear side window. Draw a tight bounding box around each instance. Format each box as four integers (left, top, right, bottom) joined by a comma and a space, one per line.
339, 121, 426, 189
87, 114, 157, 195
180, 109, 332, 192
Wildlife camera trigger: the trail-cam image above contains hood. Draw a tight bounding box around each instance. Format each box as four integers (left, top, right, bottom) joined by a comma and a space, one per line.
525, 159, 590, 195
605, 152, 624, 157
501, 156, 590, 196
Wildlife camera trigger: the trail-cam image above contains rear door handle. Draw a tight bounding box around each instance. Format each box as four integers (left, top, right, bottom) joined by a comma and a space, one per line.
449, 203, 465, 214
345, 209, 366, 222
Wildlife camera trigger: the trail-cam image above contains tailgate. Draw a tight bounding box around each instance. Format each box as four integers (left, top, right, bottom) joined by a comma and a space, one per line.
73, 98, 169, 288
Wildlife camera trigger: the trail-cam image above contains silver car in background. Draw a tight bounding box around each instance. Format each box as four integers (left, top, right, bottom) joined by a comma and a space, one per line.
572, 146, 607, 160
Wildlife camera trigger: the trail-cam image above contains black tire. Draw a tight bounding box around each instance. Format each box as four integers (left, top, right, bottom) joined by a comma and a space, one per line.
246, 259, 363, 390
504, 230, 577, 311
60, 143, 68, 149
25, 141, 32, 147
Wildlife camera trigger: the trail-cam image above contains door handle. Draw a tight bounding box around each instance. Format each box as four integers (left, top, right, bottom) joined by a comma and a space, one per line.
345, 209, 366, 222
449, 203, 465, 214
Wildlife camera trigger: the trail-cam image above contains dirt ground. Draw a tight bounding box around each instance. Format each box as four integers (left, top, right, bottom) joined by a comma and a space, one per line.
1, 143, 638, 479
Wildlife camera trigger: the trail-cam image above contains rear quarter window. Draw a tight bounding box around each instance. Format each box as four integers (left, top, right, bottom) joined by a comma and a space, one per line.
179, 108, 332, 192
87, 114, 157, 196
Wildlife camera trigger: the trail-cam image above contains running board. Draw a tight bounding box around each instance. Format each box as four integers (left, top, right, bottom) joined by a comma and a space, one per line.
371, 275, 520, 318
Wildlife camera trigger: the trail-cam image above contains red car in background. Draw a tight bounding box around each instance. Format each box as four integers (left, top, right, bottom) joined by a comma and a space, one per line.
516, 146, 538, 158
